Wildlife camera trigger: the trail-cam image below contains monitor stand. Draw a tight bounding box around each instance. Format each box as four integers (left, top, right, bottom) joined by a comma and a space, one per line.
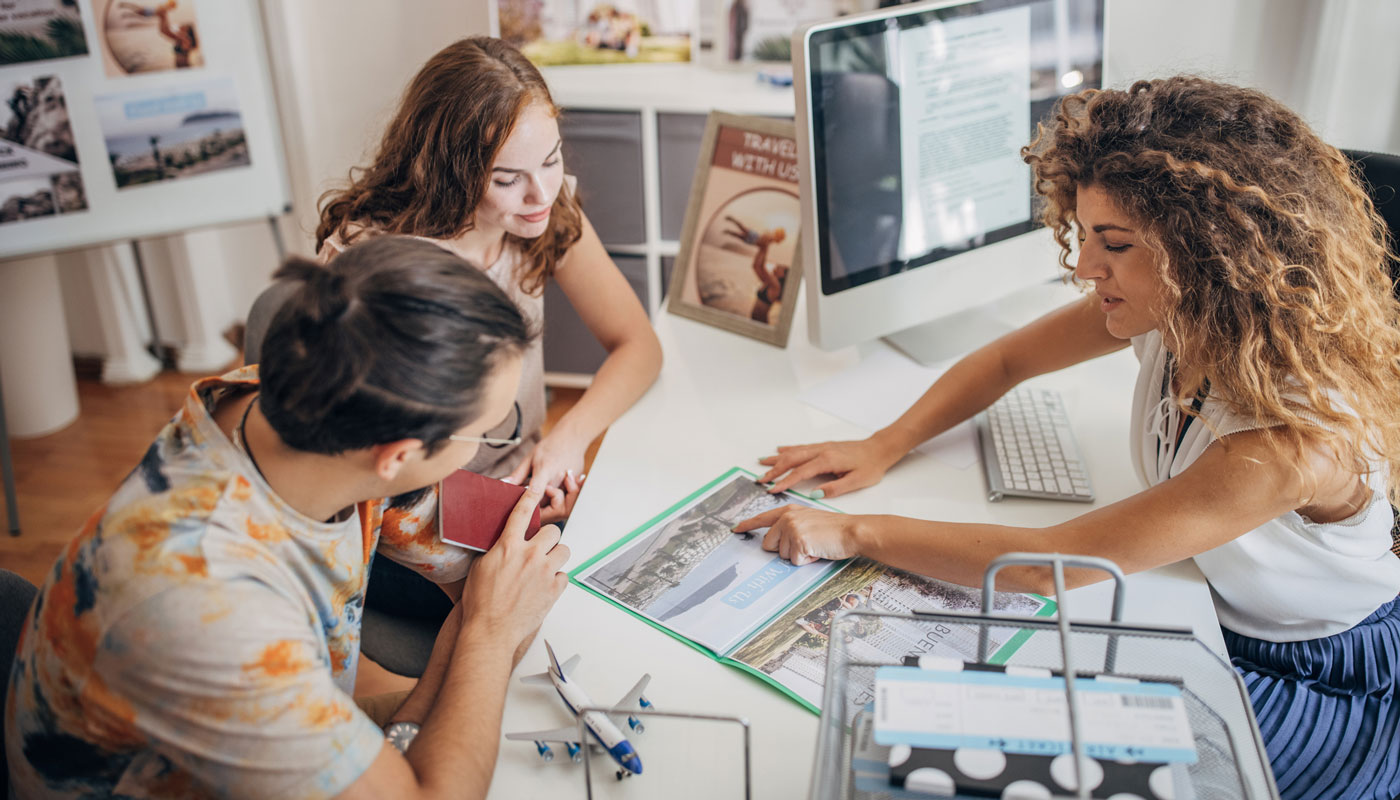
881, 306, 1014, 366
880, 281, 1071, 366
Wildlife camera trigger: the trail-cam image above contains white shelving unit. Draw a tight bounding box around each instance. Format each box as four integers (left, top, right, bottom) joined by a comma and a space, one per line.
539, 63, 795, 383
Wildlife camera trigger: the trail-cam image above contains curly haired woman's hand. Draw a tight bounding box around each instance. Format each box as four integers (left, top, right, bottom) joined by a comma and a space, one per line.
756, 434, 906, 498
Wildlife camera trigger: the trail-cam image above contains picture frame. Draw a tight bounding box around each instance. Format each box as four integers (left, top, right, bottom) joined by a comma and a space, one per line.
665, 111, 802, 347
495, 0, 696, 66
713, 0, 868, 64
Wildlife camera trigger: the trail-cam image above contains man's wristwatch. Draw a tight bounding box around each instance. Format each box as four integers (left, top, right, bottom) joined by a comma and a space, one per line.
384, 721, 420, 754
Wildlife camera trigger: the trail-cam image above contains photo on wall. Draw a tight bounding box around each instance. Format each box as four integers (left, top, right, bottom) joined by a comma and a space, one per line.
498, 0, 692, 65
0, 0, 89, 66
718, 0, 861, 63
666, 112, 802, 347
95, 76, 250, 189
1, 75, 87, 225
99, 0, 202, 76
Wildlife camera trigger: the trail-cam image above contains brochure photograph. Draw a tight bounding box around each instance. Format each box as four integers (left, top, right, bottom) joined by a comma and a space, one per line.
572, 467, 1056, 712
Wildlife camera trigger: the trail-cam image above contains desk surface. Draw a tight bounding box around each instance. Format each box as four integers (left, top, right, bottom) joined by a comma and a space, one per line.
488, 285, 1269, 799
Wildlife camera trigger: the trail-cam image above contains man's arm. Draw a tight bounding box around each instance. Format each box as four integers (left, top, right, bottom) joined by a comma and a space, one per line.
336, 490, 569, 800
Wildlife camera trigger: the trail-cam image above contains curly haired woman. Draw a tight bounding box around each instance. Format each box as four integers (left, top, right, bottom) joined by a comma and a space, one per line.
736, 76, 1400, 799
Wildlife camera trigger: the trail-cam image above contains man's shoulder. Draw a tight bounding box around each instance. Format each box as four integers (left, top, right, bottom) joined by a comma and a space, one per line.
87, 471, 311, 622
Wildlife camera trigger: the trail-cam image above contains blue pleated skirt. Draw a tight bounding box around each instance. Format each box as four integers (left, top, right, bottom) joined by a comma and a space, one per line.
1224, 596, 1400, 800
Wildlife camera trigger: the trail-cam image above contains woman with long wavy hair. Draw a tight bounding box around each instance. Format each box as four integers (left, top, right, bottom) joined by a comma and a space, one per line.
738, 76, 1400, 799
312, 37, 661, 514
244, 36, 661, 667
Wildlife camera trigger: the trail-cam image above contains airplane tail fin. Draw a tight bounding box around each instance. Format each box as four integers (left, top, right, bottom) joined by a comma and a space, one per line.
545, 640, 566, 682
520, 671, 553, 685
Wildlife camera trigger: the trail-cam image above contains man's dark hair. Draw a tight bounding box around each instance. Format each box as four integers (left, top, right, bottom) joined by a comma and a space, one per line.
259, 236, 534, 456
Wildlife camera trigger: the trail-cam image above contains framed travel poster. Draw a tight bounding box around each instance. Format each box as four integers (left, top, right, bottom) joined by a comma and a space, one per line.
666, 111, 802, 347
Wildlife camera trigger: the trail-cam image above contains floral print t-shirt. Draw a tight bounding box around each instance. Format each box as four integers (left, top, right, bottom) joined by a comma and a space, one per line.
5, 367, 472, 799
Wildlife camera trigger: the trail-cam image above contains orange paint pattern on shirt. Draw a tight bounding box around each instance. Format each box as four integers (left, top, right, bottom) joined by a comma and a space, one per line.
41, 561, 99, 669
380, 507, 437, 550
230, 475, 253, 503
141, 762, 212, 800
301, 697, 355, 729
177, 554, 208, 576
120, 488, 223, 557
246, 517, 288, 544
77, 671, 143, 749
356, 501, 375, 565
244, 640, 311, 678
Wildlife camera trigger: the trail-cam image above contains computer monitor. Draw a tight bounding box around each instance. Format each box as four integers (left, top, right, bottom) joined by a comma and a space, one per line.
793, 0, 1105, 362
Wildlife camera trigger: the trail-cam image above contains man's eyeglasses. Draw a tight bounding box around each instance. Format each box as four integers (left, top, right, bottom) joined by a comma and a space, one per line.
448, 401, 522, 449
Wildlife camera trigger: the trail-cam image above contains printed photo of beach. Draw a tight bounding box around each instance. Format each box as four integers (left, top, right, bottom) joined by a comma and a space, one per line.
100, 0, 203, 76
95, 77, 250, 189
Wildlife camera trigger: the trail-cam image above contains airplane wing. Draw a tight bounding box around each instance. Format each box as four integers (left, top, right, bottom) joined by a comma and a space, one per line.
612, 674, 650, 711
504, 725, 581, 745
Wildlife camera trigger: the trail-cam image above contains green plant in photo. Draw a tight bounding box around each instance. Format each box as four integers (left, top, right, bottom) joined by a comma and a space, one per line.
0, 17, 88, 65
751, 35, 790, 62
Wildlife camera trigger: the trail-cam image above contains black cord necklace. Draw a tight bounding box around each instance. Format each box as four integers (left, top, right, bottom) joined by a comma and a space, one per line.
236, 393, 269, 482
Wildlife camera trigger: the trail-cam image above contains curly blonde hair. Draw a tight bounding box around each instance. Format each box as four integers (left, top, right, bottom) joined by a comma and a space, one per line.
1023, 76, 1400, 505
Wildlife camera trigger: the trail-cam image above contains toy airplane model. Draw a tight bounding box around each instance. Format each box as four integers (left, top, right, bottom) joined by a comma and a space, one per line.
506, 641, 653, 780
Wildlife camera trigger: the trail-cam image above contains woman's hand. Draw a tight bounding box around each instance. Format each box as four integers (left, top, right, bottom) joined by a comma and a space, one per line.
757, 434, 906, 498
732, 505, 862, 566
504, 436, 588, 524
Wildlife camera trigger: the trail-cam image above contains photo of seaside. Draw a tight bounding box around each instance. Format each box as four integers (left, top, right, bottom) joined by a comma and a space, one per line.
100, 0, 203, 76
95, 77, 250, 189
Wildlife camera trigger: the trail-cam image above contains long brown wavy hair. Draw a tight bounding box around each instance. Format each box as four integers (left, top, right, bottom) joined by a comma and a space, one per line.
1023, 76, 1400, 505
316, 36, 582, 294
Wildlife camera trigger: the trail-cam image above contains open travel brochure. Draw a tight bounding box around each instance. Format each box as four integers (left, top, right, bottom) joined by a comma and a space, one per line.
570, 467, 1056, 713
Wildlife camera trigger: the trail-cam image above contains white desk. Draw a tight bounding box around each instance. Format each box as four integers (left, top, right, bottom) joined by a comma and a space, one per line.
489, 285, 1271, 799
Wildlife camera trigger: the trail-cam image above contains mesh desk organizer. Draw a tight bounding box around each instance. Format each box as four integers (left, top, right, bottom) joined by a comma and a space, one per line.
810, 554, 1281, 800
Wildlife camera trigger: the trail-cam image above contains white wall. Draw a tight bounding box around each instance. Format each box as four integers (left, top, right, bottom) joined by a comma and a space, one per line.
262, 0, 493, 253
53, 0, 1400, 370
1106, 0, 1400, 153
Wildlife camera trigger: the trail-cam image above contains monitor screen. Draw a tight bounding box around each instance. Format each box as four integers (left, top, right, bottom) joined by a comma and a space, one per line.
806, 0, 1103, 296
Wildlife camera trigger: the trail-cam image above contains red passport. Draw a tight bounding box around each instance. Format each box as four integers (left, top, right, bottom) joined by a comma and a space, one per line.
438, 470, 542, 552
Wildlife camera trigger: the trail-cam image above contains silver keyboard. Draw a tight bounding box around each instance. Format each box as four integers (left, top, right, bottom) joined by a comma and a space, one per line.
975, 387, 1094, 503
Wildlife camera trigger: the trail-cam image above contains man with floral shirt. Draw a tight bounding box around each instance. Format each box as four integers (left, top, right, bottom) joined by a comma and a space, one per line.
6, 237, 569, 800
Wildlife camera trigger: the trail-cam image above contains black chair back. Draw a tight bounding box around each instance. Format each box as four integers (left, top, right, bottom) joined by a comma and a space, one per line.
1343, 148, 1400, 294
1, 569, 38, 795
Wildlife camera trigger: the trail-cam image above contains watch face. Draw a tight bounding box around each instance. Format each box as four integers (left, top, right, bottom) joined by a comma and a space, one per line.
386, 722, 420, 753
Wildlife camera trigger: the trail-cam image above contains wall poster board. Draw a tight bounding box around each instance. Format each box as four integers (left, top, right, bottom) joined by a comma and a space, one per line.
0, 0, 290, 260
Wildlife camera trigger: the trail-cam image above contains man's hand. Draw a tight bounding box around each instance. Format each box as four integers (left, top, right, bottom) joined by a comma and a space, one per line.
458, 489, 569, 649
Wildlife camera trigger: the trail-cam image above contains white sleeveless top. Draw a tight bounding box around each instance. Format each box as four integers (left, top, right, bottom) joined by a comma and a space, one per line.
1129, 329, 1400, 641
